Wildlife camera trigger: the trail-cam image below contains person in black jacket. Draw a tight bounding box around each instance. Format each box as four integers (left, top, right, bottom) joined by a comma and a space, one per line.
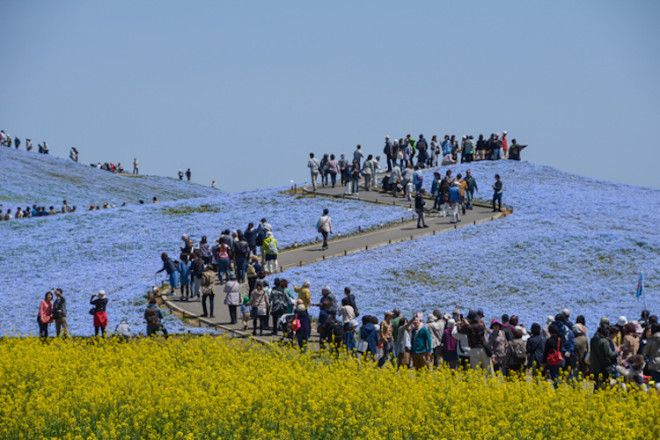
543, 323, 563, 382
414, 189, 428, 228
343, 287, 359, 317
52, 288, 68, 338
244, 222, 257, 256
233, 230, 250, 283
526, 323, 545, 374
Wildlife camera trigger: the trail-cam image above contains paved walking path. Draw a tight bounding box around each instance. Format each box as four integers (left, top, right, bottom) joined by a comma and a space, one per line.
160, 181, 511, 344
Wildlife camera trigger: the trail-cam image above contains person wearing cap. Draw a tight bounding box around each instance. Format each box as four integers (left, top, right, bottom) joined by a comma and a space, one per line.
52, 288, 68, 338
37, 291, 54, 338
488, 319, 509, 374
262, 231, 279, 274
377, 311, 396, 368
90, 290, 109, 337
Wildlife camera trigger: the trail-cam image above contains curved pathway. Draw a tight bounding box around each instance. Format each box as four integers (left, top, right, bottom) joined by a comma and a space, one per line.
160, 183, 511, 344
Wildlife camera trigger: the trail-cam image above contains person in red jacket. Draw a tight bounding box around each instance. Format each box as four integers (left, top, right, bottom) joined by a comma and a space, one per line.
37, 291, 54, 338
501, 131, 509, 159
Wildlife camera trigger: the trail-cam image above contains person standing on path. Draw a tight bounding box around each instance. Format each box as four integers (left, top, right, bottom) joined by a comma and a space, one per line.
233, 230, 250, 283
37, 291, 54, 338
492, 174, 503, 212
132, 158, 139, 175
200, 265, 216, 318
327, 154, 339, 188
362, 154, 374, 191
353, 144, 364, 169
52, 288, 68, 337
448, 183, 461, 224
317, 208, 333, 249
350, 159, 361, 195
294, 300, 312, 349
308, 153, 320, 191
378, 311, 396, 368
185, 168, 191, 181
90, 290, 108, 337
178, 254, 191, 301
262, 231, 279, 273
223, 279, 241, 324
415, 189, 428, 228
250, 281, 270, 336
464, 169, 478, 210
190, 255, 205, 300
410, 314, 433, 370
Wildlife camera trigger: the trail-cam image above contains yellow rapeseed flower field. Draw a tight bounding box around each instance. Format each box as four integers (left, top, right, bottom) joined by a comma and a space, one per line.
0, 336, 657, 439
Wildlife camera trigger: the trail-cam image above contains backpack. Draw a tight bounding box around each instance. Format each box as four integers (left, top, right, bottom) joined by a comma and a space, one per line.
145, 308, 160, 327
511, 340, 526, 363
256, 229, 266, 246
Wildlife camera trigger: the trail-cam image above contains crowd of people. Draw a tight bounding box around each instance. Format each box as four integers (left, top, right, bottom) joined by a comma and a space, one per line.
1, 129, 45, 153
0, 200, 78, 221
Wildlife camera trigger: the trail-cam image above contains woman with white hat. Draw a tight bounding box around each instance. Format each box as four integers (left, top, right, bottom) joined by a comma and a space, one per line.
90, 290, 109, 337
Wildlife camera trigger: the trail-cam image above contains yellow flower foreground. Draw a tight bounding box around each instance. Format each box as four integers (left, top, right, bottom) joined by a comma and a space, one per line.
1, 336, 657, 439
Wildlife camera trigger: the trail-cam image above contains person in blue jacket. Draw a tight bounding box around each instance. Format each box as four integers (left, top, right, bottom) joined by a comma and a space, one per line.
178, 254, 191, 301
156, 252, 179, 295
359, 315, 379, 359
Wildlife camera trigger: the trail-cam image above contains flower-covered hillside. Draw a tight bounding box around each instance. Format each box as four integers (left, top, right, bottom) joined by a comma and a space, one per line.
0, 153, 409, 335
280, 161, 660, 328
0, 147, 218, 207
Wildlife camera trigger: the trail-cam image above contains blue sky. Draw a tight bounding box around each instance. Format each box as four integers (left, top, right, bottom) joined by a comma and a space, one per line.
1, 1, 659, 191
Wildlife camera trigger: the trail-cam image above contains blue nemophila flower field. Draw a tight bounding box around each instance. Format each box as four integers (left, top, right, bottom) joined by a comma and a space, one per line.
0, 148, 408, 335
279, 160, 660, 329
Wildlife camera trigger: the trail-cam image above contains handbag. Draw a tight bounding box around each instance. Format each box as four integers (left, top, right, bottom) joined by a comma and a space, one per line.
250, 306, 258, 319
88, 307, 96, 316
546, 338, 564, 366
291, 317, 301, 332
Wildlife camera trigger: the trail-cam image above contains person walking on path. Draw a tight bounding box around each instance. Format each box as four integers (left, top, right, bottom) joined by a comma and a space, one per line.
250, 281, 270, 336
262, 231, 279, 273
37, 291, 54, 338
223, 279, 241, 324
492, 174, 503, 212
233, 230, 250, 283
448, 183, 461, 224
190, 255, 205, 300
410, 314, 433, 370
52, 288, 68, 337
185, 168, 192, 181
327, 154, 339, 188
144, 297, 168, 337
415, 189, 428, 228
350, 159, 361, 195
132, 158, 139, 175
90, 290, 109, 337
200, 265, 216, 318
317, 208, 333, 249
307, 153, 320, 191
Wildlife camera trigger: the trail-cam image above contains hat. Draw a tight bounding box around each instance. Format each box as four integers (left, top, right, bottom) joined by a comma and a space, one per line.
490, 319, 502, 328
447, 319, 456, 328
302, 281, 310, 287
385, 310, 394, 317
503, 130, 507, 135
562, 308, 570, 317
546, 315, 554, 324
617, 316, 628, 326
98, 289, 106, 298
296, 303, 307, 312
264, 225, 273, 232
600, 316, 610, 326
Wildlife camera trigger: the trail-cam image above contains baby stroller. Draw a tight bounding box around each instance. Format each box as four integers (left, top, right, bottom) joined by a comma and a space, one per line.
277, 313, 296, 344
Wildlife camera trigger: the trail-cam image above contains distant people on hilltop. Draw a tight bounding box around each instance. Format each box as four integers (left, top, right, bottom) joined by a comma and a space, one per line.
69, 147, 79, 162
132, 158, 140, 175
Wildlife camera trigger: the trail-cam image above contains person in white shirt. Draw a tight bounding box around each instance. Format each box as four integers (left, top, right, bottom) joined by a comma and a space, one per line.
307, 153, 320, 191
316, 208, 332, 249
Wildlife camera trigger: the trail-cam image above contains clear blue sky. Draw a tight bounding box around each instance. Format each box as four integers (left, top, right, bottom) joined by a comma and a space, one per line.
2, 1, 659, 191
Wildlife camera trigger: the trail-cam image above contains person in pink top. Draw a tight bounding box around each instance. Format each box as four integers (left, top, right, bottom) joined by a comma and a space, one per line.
37, 291, 54, 338
501, 131, 508, 159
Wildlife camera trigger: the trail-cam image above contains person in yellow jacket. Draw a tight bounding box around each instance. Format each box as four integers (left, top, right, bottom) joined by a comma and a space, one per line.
294, 281, 311, 308
262, 231, 279, 273
456, 173, 468, 215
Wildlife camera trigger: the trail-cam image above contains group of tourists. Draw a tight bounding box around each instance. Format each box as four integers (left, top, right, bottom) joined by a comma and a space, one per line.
279, 285, 658, 390
0, 200, 78, 221
36, 288, 111, 338
177, 168, 192, 181
1, 130, 46, 153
